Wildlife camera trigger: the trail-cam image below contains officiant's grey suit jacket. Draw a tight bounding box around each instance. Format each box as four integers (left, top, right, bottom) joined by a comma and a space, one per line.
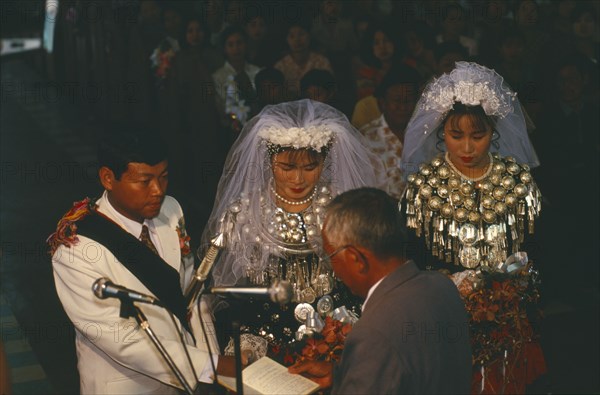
332, 261, 472, 394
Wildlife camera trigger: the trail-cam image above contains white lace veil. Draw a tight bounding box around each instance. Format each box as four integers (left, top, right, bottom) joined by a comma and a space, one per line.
400, 62, 540, 178
201, 99, 384, 287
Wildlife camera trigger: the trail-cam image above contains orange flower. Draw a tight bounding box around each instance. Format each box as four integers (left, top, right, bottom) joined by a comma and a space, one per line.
301, 338, 330, 360
298, 317, 354, 363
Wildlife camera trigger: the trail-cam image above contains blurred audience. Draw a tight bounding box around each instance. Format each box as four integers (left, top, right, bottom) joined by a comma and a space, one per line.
212, 26, 261, 138
274, 20, 333, 100
359, 65, 422, 200
300, 69, 337, 104
433, 41, 468, 76
435, 2, 478, 57
253, 67, 286, 113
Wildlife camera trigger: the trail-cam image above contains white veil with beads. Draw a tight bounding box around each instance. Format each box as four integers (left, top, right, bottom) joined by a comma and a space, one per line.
400, 62, 540, 179
201, 99, 384, 287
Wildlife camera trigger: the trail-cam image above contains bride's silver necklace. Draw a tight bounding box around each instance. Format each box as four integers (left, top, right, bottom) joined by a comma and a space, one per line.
270, 184, 317, 206
445, 152, 494, 182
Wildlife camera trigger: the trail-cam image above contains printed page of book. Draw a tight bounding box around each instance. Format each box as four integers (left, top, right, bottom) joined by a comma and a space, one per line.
218, 357, 320, 395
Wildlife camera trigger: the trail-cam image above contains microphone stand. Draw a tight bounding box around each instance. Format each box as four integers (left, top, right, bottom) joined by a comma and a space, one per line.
119, 298, 194, 395
200, 290, 245, 395
232, 320, 244, 395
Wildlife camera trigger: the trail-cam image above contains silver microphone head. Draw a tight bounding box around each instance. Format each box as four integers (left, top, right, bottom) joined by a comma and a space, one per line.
92, 277, 110, 299
269, 280, 293, 304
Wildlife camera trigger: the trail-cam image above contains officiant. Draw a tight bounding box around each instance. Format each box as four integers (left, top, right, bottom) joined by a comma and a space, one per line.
288, 188, 472, 394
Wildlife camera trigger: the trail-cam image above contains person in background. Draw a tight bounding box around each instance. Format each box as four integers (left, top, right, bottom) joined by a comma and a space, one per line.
433, 41, 468, 76
435, 2, 478, 57
360, 65, 422, 200
275, 21, 333, 100
165, 15, 224, 217
253, 67, 286, 115
212, 26, 261, 138
353, 22, 403, 100
402, 22, 437, 81
243, 12, 271, 67
300, 69, 337, 105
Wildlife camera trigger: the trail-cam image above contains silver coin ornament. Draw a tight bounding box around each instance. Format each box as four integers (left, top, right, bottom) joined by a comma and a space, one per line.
419, 184, 433, 198
458, 223, 478, 244
301, 287, 317, 304
402, 154, 542, 273
317, 295, 334, 315
520, 171, 532, 184
294, 303, 315, 323
514, 183, 528, 198
420, 164, 433, 176
437, 185, 450, 199
459, 246, 481, 268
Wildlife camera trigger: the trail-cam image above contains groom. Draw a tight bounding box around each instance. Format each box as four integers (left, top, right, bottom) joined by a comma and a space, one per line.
49, 126, 236, 394
289, 188, 472, 394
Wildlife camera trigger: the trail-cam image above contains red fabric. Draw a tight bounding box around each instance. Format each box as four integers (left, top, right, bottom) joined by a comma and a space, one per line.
470, 340, 546, 394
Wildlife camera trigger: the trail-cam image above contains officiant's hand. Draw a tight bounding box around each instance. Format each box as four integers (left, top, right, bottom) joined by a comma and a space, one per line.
288, 360, 333, 389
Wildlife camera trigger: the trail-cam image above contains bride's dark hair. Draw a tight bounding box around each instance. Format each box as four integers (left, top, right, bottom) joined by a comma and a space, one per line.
436, 102, 499, 151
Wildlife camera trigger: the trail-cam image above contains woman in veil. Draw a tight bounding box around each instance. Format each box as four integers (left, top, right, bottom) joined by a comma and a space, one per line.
199, 99, 383, 362
400, 62, 546, 393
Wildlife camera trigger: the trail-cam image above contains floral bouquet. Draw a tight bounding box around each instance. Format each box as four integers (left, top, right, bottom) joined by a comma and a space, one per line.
296, 317, 352, 363
269, 316, 353, 367
150, 39, 177, 86
458, 269, 541, 365
451, 255, 546, 392
224, 75, 250, 133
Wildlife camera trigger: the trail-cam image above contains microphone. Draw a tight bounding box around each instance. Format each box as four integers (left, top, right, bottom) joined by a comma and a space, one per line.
209, 280, 293, 304
184, 233, 225, 309
92, 277, 164, 307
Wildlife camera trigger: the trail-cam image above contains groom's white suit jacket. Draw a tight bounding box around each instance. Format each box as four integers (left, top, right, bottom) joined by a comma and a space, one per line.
52, 192, 218, 394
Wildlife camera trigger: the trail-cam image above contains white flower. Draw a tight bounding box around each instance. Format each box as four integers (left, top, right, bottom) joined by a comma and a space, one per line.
225, 75, 250, 124
258, 126, 334, 152
421, 62, 516, 118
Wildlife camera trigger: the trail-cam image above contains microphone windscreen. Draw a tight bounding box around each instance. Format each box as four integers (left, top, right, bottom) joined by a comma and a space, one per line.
92, 277, 109, 299
271, 280, 293, 304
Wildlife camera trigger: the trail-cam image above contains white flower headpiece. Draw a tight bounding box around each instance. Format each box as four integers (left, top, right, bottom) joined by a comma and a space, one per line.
421, 62, 517, 118
258, 126, 334, 154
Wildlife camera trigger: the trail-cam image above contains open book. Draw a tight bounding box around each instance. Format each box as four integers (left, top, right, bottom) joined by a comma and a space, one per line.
218, 356, 320, 395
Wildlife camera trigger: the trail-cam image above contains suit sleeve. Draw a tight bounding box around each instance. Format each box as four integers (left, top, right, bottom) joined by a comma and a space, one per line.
333, 325, 410, 395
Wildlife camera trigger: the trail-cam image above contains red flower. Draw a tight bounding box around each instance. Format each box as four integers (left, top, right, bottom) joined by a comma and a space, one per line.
295, 316, 354, 363
283, 349, 296, 365
176, 226, 191, 257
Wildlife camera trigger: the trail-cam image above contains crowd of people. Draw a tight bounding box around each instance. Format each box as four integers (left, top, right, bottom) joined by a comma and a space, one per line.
52, 0, 599, 223
44, 1, 598, 394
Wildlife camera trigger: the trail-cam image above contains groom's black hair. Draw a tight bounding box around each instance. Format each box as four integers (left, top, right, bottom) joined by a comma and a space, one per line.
97, 122, 167, 180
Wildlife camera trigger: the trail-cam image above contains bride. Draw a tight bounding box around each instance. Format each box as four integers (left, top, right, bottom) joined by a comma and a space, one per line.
401, 62, 546, 394
200, 99, 382, 359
